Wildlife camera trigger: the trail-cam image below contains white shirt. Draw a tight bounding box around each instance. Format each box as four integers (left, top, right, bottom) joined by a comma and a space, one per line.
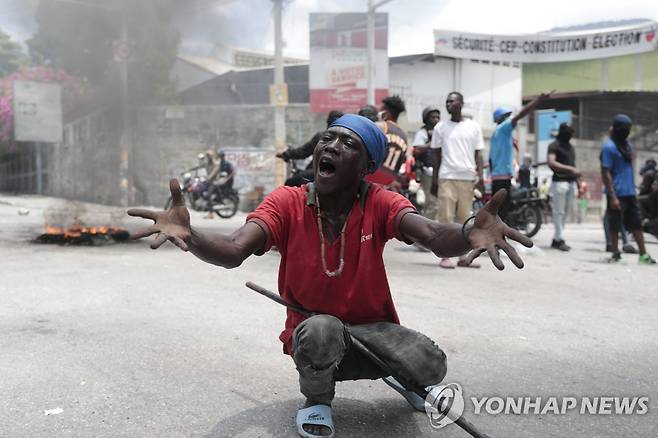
412, 129, 429, 147
431, 119, 484, 180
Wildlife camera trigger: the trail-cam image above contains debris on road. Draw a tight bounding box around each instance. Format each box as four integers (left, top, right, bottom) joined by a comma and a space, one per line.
44, 407, 63, 416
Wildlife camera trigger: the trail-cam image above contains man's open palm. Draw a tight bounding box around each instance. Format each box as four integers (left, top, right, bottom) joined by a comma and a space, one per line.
463, 189, 534, 270
127, 179, 192, 251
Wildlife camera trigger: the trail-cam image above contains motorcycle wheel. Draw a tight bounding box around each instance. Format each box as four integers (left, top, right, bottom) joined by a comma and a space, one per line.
522, 205, 543, 238
214, 195, 239, 219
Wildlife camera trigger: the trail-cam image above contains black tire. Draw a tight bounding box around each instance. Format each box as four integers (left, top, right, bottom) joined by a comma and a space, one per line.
213, 195, 239, 218
522, 205, 542, 238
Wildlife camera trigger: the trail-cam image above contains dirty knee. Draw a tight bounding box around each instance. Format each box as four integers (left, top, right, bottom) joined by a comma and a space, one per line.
292, 315, 347, 370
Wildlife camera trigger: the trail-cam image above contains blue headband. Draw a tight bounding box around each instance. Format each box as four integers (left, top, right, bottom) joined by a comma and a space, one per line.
329, 114, 387, 171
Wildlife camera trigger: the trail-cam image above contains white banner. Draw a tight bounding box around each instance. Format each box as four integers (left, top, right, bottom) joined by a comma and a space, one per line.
434, 21, 657, 63
13, 80, 63, 143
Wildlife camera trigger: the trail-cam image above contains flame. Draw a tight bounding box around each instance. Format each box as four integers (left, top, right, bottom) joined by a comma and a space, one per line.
44, 223, 122, 238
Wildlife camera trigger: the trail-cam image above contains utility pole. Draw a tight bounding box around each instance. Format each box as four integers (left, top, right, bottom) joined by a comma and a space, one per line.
51, 0, 131, 205
118, 11, 131, 206
272, 0, 287, 186
367, 0, 393, 105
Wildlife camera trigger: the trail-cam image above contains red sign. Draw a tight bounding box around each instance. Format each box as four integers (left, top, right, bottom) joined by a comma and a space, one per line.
309, 13, 389, 113
112, 40, 131, 62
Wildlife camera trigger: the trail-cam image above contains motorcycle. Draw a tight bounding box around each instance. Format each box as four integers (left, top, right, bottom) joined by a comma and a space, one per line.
278, 148, 314, 187
473, 187, 544, 238
505, 187, 544, 238
164, 169, 239, 219
211, 172, 240, 219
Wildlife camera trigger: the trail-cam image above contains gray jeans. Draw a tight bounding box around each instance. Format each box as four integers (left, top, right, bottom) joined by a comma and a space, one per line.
291, 314, 447, 405
420, 171, 439, 221
550, 181, 576, 241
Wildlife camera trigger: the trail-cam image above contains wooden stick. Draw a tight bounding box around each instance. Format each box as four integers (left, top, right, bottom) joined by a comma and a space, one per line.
244, 281, 491, 438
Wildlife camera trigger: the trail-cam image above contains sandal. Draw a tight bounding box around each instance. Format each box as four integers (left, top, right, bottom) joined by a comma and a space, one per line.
296, 404, 335, 438
382, 376, 429, 412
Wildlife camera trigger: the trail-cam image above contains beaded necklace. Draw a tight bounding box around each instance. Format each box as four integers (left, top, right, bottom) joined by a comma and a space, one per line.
315, 193, 353, 278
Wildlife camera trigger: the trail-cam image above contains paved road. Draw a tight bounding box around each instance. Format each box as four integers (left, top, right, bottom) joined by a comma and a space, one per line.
1, 194, 657, 437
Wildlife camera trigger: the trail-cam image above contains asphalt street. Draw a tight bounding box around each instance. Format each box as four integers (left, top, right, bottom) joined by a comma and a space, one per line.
1, 194, 657, 438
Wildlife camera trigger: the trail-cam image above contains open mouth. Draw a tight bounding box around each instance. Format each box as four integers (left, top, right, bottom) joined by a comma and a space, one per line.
318, 158, 337, 177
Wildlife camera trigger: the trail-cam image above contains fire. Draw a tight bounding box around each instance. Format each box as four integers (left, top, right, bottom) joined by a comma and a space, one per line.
39, 223, 130, 245
44, 224, 121, 238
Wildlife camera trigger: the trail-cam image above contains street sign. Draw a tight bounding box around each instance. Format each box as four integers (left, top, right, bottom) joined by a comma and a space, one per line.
269, 83, 288, 107
12, 80, 63, 143
112, 40, 131, 62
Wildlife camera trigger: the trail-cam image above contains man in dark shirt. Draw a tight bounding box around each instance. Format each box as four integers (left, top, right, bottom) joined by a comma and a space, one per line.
277, 111, 344, 186
215, 150, 235, 190
517, 154, 532, 189
547, 123, 580, 251
638, 158, 658, 227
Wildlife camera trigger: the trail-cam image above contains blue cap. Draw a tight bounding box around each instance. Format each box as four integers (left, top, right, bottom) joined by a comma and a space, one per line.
493, 107, 512, 123
613, 114, 632, 126
329, 114, 387, 171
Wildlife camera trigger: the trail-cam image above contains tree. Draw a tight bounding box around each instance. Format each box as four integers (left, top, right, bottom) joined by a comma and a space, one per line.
28, 0, 181, 103
0, 28, 27, 77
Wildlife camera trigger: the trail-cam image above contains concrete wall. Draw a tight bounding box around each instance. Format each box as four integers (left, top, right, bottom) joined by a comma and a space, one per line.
36, 103, 323, 207
46, 108, 122, 206
132, 104, 324, 206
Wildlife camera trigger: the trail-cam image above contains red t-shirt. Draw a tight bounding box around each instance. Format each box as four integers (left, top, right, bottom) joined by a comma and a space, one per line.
246, 182, 415, 354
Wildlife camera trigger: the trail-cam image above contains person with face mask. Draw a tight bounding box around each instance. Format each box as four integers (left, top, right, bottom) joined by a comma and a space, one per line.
601, 114, 656, 264
547, 123, 580, 251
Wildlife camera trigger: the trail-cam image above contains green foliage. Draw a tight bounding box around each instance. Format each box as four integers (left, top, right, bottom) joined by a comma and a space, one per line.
28, 0, 181, 103
0, 28, 27, 77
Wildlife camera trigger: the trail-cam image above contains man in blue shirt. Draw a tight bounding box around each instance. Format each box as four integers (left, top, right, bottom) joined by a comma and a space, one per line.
601, 114, 656, 264
489, 90, 552, 220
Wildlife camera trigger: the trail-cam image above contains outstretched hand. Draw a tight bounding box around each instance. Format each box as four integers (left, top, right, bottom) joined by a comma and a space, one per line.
463, 189, 533, 270
127, 179, 191, 251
